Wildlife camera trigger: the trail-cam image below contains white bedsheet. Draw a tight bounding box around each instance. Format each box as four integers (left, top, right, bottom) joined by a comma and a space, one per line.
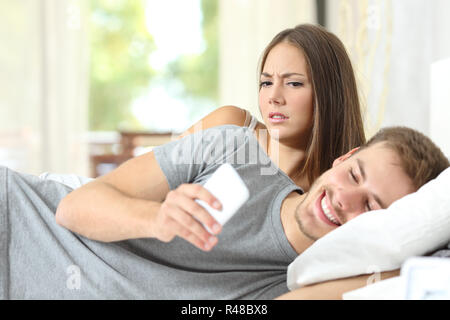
39, 172, 93, 189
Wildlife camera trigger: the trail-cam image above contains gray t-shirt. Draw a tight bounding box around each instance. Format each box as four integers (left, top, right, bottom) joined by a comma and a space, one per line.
0, 125, 302, 299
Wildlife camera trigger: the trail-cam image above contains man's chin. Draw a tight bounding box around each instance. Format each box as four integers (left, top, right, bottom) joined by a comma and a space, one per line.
294, 195, 320, 242
294, 182, 334, 242
297, 220, 320, 242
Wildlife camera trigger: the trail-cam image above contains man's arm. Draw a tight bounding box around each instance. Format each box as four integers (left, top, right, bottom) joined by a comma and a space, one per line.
56, 151, 222, 250
275, 270, 400, 300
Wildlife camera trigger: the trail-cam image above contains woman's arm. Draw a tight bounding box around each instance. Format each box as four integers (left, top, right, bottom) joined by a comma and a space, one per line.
177, 105, 248, 139
275, 269, 400, 300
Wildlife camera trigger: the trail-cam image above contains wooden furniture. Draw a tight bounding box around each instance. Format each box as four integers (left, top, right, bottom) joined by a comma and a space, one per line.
89, 131, 175, 177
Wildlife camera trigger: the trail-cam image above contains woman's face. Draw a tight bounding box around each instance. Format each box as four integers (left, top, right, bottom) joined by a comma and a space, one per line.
259, 42, 314, 146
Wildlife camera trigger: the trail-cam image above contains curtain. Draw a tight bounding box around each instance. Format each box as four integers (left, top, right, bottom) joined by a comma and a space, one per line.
0, 0, 90, 175
218, 0, 317, 121
326, 0, 450, 157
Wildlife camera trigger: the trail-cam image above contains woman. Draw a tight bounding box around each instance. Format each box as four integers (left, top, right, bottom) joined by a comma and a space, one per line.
179, 24, 365, 191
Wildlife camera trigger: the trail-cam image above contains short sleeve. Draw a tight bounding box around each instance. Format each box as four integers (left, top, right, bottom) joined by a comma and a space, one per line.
152, 126, 242, 190
152, 132, 203, 190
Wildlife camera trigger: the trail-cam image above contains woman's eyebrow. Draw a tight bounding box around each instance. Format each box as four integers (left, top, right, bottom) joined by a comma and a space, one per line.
260, 72, 306, 78
281, 72, 306, 78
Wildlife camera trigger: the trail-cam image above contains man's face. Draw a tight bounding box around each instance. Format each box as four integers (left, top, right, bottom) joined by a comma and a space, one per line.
295, 142, 416, 241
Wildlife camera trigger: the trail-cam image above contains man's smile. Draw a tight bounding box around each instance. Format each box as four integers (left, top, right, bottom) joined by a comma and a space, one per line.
315, 191, 341, 227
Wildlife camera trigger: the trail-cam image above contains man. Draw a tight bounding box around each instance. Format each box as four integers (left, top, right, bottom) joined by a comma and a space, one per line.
1, 125, 448, 299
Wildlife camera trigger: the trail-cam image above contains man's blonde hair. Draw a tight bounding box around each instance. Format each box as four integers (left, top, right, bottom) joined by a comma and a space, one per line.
361, 126, 449, 190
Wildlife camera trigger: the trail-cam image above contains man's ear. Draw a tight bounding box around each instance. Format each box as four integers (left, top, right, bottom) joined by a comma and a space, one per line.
332, 147, 360, 167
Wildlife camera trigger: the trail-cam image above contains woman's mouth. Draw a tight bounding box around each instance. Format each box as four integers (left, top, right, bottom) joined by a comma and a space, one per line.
269, 112, 289, 123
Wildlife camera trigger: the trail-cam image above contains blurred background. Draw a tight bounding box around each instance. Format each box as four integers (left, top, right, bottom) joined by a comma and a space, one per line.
1, 0, 449, 178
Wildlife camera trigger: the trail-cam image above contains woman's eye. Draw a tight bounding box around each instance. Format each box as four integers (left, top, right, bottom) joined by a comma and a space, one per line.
288, 81, 303, 87
259, 81, 272, 88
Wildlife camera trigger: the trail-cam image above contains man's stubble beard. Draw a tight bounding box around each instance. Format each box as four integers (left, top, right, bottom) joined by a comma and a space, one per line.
294, 185, 320, 242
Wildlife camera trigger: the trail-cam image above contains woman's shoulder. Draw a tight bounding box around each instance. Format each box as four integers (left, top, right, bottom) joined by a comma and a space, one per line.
210, 106, 267, 136
208, 105, 248, 125
178, 106, 262, 138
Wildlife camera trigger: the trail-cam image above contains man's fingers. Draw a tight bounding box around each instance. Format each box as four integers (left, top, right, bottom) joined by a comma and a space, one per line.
159, 183, 223, 250
169, 215, 217, 251
177, 184, 222, 234
179, 184, 222, 210
169, 200, 218, 245
179, 226, 218, 251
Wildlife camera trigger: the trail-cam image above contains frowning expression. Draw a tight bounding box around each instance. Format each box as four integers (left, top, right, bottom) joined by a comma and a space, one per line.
259, 42, 314, 146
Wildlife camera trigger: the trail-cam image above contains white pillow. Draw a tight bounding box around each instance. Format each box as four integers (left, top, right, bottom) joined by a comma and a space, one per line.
287, 166, 450, 290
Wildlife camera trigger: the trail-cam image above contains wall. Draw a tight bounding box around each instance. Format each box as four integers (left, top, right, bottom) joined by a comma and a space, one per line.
0, 0, 90, 175
218, 0, 316, 120
326, 0, 450, 157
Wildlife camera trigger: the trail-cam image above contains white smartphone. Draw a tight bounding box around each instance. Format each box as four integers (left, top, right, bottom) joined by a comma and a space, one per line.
195, 163, 250, 233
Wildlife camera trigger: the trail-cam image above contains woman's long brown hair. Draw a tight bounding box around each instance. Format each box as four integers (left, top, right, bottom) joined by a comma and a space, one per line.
259, 24, 366, 185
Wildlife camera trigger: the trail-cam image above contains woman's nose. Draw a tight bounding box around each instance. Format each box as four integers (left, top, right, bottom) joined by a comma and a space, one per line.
269, 83, 285, 105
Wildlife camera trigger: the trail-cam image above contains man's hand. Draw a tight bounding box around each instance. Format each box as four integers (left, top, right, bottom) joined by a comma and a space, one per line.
151, 183, 223, 251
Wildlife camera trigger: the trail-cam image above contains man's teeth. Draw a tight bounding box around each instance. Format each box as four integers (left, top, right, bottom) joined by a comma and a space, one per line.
321, 197, 339, 225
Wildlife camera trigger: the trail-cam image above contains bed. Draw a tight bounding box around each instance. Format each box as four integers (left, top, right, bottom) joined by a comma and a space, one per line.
40, 166, 450, 300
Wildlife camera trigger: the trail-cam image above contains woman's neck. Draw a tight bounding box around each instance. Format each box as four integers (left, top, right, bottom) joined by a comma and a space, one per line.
268, 138, 310, 190
254, 122, 310, 190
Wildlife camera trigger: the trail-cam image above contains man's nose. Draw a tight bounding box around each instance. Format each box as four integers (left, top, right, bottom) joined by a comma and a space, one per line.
333, 187, 365, 221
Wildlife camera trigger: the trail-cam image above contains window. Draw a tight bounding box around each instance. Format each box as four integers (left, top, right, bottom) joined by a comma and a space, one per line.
89, 0, 219, 133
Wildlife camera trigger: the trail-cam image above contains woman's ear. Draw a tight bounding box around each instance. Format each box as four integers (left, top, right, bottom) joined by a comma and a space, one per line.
332, 147, 360, 167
